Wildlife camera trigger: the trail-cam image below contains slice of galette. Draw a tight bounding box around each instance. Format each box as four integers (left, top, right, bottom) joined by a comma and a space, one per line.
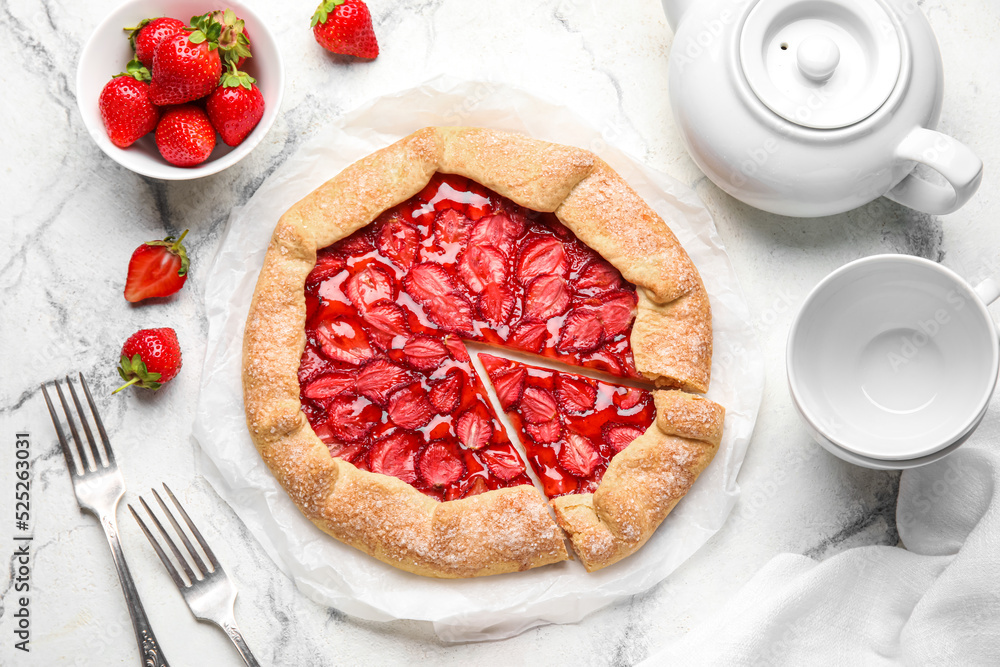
243, 127, 718, 578
480, 354, 724, 572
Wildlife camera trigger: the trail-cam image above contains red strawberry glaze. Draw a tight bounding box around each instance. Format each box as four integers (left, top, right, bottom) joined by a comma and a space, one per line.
479, 354, 656, 499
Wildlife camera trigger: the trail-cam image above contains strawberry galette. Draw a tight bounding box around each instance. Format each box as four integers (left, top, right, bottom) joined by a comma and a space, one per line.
243, 127, 723, 577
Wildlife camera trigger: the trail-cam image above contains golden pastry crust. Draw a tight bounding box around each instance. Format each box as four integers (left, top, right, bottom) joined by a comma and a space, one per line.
551, 391, 725, 572
243, 127, 717, 578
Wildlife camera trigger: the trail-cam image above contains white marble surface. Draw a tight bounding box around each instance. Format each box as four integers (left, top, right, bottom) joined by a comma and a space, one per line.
1, 0, 997, 664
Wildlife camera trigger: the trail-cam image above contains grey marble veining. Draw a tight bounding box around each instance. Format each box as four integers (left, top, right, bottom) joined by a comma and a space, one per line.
2, 0, 997, 664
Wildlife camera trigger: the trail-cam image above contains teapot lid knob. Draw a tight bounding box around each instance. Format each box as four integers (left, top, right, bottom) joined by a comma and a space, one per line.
797, 35, 840, 82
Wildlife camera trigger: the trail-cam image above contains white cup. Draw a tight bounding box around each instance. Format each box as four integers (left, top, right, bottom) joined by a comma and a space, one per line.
787, 255, 1000, 467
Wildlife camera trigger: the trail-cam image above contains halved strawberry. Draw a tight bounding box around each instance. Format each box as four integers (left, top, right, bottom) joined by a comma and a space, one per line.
417, 440, 465, 487
557, 309, 604, 353
442, 334, 470, 362
404, 263, 475, 333
523, 275, 570, 321
404, 262, 455, 301
326, 439, 364, 463
575, 259, 624, 294
558, 433, 601, 478
123, 230, 190, 302
477, 284, 516, 328
315, 319, 374, 366
498, 209, 527, 240
361, 301, 410, 349
401, 335, 449, 371
434, 208, 474, 245
477, 353, 510, 375
508, 321, 549, 353
309, 251, 347, 285
356, 360, 413, 405
369, 431, 421, 483
520, 387, 558, 424
428, 369, 462, 414
326, 394, 380, 443
298, 346, 328, 384
603, 424, 646, 453
480, 446, 525, 481
455, 406, 492, 450
458, 245, 507, 293
469, 214, 514, 252
487, 366, 525, 410
556, 375, 597, 413
526, 419, 562, 444
424, 294, 475, 334
594, 291, 637, 337
337, 231, 375, 255
581, 348, 623, 376
614, 387, 649, 411
516, 236, 568, 284
386, 383, 434, 430
302, 371, 356, 401
346, 264, 396, 312
463, 476, 490, 498
376, 214, 419, 270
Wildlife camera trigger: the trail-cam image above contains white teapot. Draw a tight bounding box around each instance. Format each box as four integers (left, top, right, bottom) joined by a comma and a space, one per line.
663, 0, 983, 217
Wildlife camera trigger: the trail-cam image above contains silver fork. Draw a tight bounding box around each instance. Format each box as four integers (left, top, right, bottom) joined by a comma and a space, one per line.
41, 374, 168, 667
130, 484, 260, 667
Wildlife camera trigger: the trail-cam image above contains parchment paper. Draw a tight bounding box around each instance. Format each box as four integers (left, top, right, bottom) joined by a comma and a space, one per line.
192, 77, 765, 642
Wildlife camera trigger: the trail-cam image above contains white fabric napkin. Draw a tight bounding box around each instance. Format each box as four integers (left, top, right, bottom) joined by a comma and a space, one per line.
640, 421, 1000, 664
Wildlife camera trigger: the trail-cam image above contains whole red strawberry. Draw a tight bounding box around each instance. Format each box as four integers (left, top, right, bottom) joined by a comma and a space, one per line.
124, 230, 190, 302
206, 66, 264, 146
148, 15, 222, 105
126, 17, 186, 69
113, 328, 182, 393
155, 105, 216, 166
210, 8, 253, 68
99, 60, 160, 148
311, 0, 379, 59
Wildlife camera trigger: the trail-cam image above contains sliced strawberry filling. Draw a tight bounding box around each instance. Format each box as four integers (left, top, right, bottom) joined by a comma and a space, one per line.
480, 354, 656, 498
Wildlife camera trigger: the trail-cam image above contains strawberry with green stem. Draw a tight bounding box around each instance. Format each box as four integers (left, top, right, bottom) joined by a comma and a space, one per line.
124, 230, 190, 302
113, 328, 182, 393
210, 8, 252, 68
99, 58, 160, 148
148, 13, 224, 105
311, 0, 379, 59
125, 16, 186, 69
205, 63, 265, 146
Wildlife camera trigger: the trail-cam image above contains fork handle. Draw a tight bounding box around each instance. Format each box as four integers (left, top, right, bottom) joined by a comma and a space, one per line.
101, 513, 170, 667
221, 616, 261, 667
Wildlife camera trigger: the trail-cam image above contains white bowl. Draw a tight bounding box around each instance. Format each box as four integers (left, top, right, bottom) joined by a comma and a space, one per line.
77, 0, 284, 180
787, 255, 1000, 465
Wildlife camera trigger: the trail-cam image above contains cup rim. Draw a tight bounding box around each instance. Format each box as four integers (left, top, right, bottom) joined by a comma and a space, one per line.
787, 253, 999, 460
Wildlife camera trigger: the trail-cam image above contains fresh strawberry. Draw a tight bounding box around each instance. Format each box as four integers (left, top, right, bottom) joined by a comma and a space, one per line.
386, 383, 434, 430
557, 309, 604, 353
487, 366, 525, 411
205, 64, 264, 147
155, 105, 216, 167
516, 236, 568, 284
376, 215, 420, 270
315, 318, 374, 365
210, 8, 253, 67
401, 335, 449, 371
458, 245, 506, 293
603, 424, 646, 453
356, 359, 412, 405
125, 17, 186, 69
523, 275, 570, 321
434, 209, 473, 245
428, 369, 462, 414
325, 394, 381, 442
99, 60, 160, 149
346, 264, 395, 311
593, 291, 637, 337
417, 440, 464, 487
123, 230, 190, 302
302, 371, 356, 400
476, 284, 515, 328
456, 406, 491, 450
369, 431, 420, 483
556, 375, 597, 413
113, 328, 182, 393
526, 419, 562, 444
613, 387, 649, 411
480, 446, 525, 481
311, 0, 379, 59
508, 320, 549, 353
558, 433, 600, 477
361, 301, 410, 349
576, 259, 623, 294
148, 16, 223, 106
520, 387, 558, 424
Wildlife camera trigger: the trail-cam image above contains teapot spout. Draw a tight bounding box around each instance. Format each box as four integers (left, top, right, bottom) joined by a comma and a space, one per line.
661, 0, 693, 33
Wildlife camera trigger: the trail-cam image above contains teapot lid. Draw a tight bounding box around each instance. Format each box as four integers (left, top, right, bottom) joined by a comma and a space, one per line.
739, 0, 902, 129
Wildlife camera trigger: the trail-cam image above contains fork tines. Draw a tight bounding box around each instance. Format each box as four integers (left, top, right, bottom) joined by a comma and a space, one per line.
129, 484, 220, 589
41, 374, 114, 476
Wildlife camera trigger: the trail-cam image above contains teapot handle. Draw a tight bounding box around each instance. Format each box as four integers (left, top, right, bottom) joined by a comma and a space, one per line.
884, 127, 983, 215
